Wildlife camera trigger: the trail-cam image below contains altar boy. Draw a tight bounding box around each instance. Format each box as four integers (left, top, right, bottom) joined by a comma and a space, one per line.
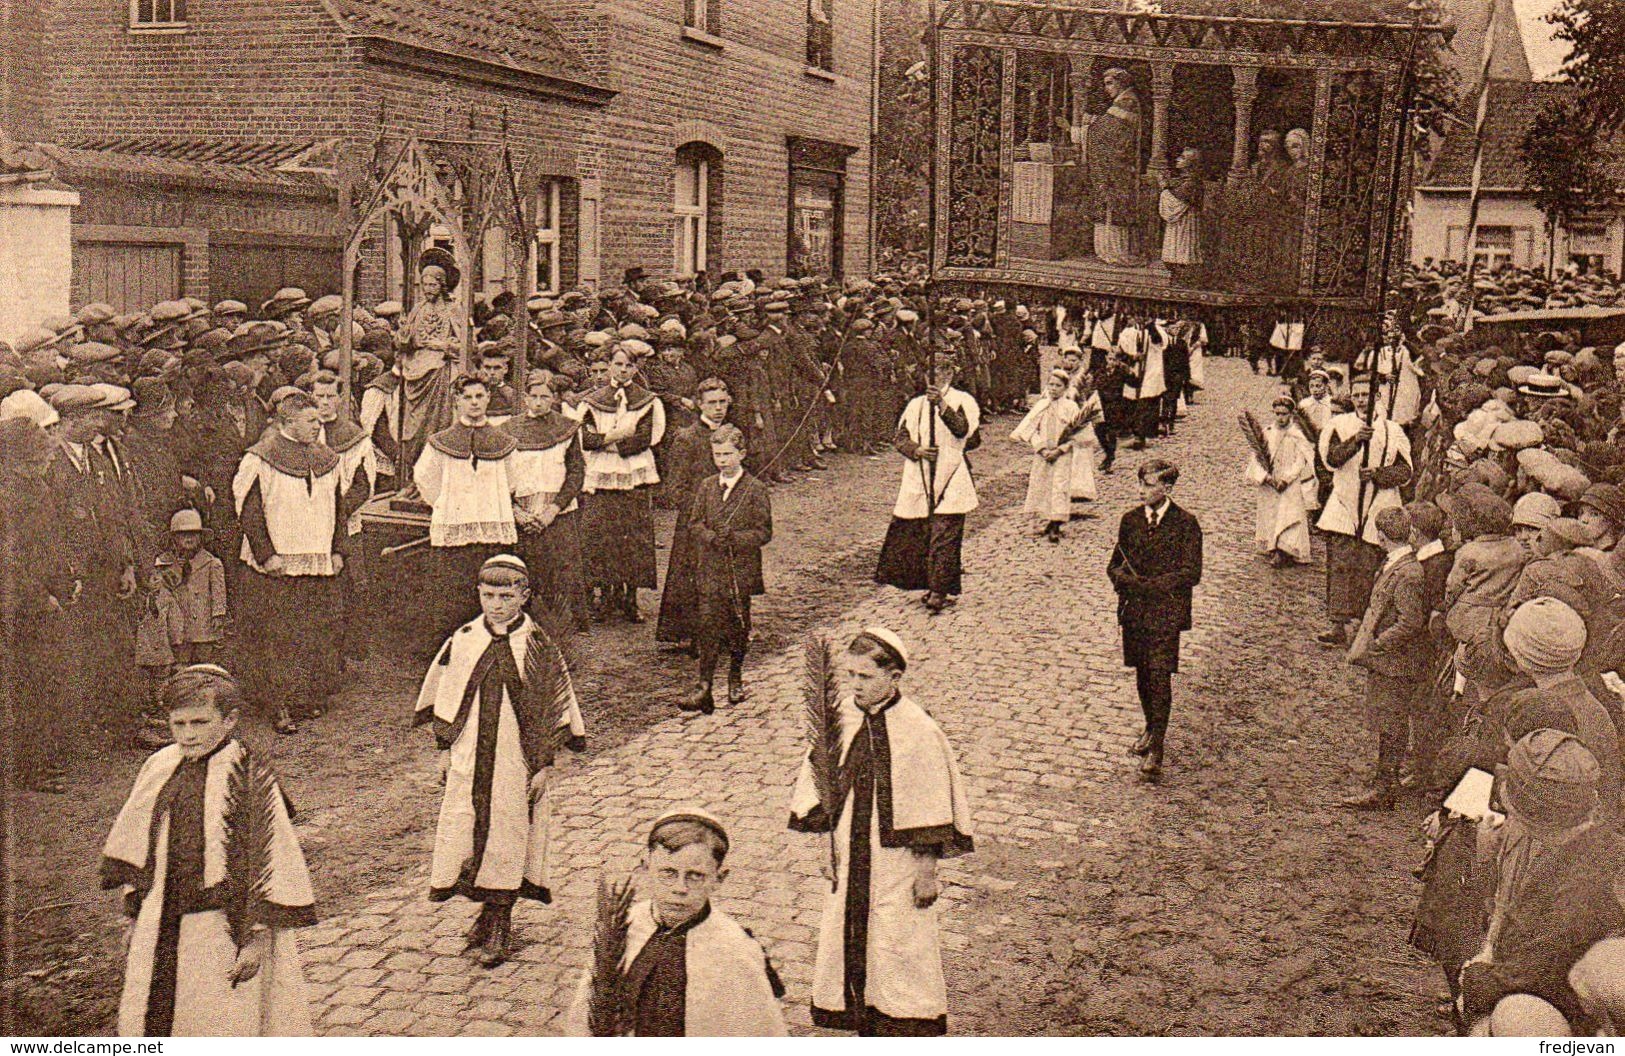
563, 808, 788, 1036
789, 626, 975, 1035
102, 665, 317, 1036
414, 554, 586, 967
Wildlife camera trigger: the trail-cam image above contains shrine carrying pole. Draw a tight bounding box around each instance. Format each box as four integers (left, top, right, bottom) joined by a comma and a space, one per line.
923, 0, 942, 523
1354, 0, 1428, 539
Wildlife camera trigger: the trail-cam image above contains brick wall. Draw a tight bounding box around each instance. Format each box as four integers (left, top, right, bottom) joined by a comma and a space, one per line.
350, 64, 608, 304
49, 0, 357, 142
2, 0, 52, 140
48, 0, 874, 305
562, 0, 875, 281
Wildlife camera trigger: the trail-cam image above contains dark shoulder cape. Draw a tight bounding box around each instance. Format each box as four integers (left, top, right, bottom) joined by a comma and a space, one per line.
427, 421, 520, 460
501, 412, 580, 452
248, 431, 340, 478
323, 416, 366, 454
582, 383, 656, 415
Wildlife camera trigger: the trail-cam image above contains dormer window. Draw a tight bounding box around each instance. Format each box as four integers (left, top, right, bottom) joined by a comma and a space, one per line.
130, 0, 187, 29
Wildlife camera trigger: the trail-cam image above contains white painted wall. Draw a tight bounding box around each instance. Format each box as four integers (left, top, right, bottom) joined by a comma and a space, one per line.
0, 183, 79, 344
1410, 189, 1625, 277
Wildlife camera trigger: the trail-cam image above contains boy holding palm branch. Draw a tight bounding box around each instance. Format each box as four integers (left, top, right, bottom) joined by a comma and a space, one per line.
102, 665, 317, 1036
414, 554, 587, 967
790, 627, 975, 1035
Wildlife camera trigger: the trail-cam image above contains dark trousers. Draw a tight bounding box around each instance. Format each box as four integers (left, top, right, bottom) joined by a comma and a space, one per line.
1364, 671, 1417, 784
1134, 398, 1159, 440
235, 569, 342, 714
1097, 401, 1124, 463
696, 588, 750, 684
1135, 664, 1174, 745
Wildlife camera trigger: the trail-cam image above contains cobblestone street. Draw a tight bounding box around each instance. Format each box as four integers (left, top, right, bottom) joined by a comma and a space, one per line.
286, 359, 1444, 1037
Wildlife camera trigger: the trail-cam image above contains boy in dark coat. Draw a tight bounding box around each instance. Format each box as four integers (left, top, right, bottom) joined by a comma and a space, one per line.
1107, 459, 1203, 782
656, 379, 734, 650
680, 425, 772, 715
1342, 506, 1429, 810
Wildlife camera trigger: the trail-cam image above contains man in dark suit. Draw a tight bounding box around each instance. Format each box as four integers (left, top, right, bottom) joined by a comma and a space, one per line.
680, 424, 773, 715
1107, 459, 1203, 781
1343, 506, 1430, 810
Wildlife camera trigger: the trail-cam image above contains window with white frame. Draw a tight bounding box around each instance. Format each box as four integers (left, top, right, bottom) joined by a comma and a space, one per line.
130, 0, 186, 26
533, 182, 562, 295
674, 154, 709, 278
684, 0, 716, 34
481, 183, 564, 298
1568, 222, 1611, 275
1471, 225, 1515, 272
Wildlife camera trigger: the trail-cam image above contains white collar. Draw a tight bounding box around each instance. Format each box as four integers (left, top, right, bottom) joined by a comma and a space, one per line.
1146, 498, 1171, 521
1414, 539, 1446, 562
718, 468, 745, 490
1381, 545, 1413, 571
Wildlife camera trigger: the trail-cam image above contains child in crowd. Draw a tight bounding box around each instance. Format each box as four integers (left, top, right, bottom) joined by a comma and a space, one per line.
1011, 367, 1081, 542
564, 808, 787, 1036
102, 665, 317, 1036
167, 508, 227, 664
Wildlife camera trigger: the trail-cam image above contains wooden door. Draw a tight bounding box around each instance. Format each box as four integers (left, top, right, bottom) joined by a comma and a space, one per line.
74, 241, 182, 313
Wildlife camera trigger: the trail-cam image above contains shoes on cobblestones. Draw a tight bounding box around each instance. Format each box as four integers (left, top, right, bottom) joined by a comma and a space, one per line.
478, 916, 510, 968
680, 685, 716, 715
465, 910, 494, 953
924, 592, 946, 614
1138, 747, 1163, 781
1315, 629, 1348, 647
1337, 786, 1396, 811
727, 664, 746, 704
1130, 731, 1153, 756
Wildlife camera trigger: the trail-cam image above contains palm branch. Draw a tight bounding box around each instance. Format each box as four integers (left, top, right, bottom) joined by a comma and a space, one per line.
1291, 402, 1321, 448
587, 872, 635, 1037
1239, 410, 1274, 477
523, 619, 579, 770
221, 743, 277, 951
803, 634, 844, 890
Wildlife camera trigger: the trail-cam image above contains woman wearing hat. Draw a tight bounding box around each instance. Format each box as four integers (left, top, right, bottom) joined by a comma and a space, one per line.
1459, 730, 1624, 1034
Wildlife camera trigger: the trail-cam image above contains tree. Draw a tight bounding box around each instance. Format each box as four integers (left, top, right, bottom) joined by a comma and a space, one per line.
1518, 96, 1616, 276
1550, 0, 1625, 135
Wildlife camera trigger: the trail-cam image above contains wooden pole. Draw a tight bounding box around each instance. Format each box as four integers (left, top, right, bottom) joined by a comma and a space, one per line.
1353, 0, 1426, 538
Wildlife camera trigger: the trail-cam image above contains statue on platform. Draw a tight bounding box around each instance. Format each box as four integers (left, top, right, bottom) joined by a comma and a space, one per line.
1159, 147, 1204, 279
393, 248, 464, 492
1083, 67, 1145, 266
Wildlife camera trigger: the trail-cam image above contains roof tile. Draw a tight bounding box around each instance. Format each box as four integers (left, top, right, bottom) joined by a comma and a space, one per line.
328, 0, 588, 83
1423, 80, 1625, 190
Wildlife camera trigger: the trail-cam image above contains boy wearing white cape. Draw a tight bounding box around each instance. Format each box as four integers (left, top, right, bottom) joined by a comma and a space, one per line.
564, 808, 787, 1036
102, 665, 316, 1037
1012, 367, 1094, 541
1245, 393, 1316, 566
414, 553, 586, 968
790, 627, 974, 1035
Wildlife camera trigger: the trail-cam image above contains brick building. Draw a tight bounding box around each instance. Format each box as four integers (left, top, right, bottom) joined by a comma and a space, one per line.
13, 0, 874, 312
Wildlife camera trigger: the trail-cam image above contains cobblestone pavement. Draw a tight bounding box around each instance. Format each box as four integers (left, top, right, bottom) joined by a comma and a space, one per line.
295, 359, 1445, 1037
